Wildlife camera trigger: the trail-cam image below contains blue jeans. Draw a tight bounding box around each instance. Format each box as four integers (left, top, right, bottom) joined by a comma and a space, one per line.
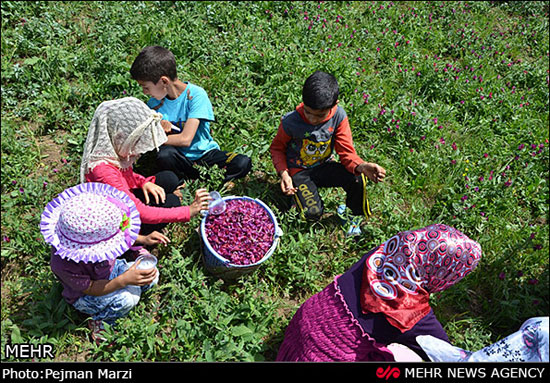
72, 259, 159, 325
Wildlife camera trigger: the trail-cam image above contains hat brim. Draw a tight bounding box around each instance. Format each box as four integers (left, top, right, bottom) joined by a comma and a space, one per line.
40, 182, 141, 263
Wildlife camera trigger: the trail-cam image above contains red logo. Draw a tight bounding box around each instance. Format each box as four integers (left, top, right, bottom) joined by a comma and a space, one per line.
376, 366, 401, 380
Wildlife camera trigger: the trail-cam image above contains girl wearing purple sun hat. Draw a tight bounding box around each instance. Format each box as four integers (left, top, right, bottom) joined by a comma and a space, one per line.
41, 182, 164, 344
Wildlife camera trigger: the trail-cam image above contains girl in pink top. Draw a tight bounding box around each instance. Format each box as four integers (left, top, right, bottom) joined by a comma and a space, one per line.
80, 97, 210, 234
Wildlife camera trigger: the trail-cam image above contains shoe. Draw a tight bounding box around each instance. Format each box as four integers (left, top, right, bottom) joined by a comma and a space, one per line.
346, 218, 362, 237
337, 204, 348, 224
337, 204, 362, 237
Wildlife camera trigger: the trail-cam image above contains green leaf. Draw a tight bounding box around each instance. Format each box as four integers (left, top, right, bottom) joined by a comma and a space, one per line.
23, 57, 41, 66
11, 324, 24, 343
231, 325, 253, 337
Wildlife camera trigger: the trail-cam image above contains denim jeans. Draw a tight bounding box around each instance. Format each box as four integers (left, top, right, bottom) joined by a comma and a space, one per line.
72, 259, 159, 325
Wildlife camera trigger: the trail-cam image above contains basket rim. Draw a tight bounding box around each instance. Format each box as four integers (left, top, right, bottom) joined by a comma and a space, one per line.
200, 196, 281, 268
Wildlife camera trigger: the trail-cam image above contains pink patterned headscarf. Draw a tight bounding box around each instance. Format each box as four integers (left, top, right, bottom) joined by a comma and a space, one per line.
360, 224, 482, 332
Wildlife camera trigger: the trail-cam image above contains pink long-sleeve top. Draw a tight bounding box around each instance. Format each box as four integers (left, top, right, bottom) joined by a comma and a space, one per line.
85, 162, 190, 224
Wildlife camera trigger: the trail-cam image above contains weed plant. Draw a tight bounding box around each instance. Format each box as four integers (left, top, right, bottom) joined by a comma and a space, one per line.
1, 1, 548, 361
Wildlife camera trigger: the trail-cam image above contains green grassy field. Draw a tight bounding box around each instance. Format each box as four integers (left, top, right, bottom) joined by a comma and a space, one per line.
1, 1, 548, 361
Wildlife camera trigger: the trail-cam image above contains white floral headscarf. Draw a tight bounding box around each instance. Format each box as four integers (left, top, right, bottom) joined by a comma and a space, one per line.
80, 97, 167, 183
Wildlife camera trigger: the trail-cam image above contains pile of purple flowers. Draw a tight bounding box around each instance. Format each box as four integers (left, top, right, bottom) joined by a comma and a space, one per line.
204, 199, 275, 265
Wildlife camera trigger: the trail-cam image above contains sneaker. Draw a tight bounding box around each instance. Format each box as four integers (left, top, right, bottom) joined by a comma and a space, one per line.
337, 204, 362, 237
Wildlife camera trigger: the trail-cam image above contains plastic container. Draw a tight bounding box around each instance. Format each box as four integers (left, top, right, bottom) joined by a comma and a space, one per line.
135, 253, 157, 270
207, 191, 226, 215
199, 196, 283, 280
200, 191, 227, 216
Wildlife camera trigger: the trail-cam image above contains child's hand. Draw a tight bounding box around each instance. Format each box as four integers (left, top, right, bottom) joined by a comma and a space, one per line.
139, 231, 170, 246
142, 182, 166, 205
356, 162, 386, 183
160, 119, 174, 133
189, 188, 211, 217
123, 262, 158, 287
280, 171, 297, 195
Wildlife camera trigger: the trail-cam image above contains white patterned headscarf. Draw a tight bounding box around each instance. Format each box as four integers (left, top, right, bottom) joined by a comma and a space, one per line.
417, 317, 549, 362
80, 97, 167, 183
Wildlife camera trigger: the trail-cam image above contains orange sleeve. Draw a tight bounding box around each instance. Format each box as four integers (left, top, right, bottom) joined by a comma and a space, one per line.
334, 117, 364, 174
269, 123, 291, 175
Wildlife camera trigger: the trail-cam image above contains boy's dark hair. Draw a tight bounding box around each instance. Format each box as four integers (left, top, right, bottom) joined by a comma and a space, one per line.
302, 71, 339, 110
130, 46, 177, 83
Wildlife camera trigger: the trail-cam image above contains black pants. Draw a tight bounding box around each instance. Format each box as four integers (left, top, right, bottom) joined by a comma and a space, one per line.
132, 170, 181, 235
157, 145, 252, 184
291, 162, 370, 221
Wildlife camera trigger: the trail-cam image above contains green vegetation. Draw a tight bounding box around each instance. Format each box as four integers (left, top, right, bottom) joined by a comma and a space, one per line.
1, 1, 548, 361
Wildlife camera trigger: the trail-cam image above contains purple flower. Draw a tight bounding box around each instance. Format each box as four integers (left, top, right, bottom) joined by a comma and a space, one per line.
204, 199, 275, 265
498, 272, 506, 280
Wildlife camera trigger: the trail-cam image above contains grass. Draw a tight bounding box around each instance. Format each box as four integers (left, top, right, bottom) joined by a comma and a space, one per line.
1, 1, 548, 361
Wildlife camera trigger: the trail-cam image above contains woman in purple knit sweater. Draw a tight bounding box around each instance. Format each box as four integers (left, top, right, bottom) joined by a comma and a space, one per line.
276, 223, 482, 361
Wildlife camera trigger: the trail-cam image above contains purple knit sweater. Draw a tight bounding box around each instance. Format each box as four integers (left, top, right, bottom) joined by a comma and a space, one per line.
276, 249, 449, 361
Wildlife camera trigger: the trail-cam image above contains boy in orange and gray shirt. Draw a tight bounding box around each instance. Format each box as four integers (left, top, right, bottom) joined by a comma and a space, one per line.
269, 71, 386, 222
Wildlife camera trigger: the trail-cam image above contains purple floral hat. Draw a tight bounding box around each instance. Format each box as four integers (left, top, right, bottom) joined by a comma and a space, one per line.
40, 182, 141, 263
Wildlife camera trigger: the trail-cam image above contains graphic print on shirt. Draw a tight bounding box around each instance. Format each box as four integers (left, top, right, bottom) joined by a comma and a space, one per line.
299, 137, 332, 167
